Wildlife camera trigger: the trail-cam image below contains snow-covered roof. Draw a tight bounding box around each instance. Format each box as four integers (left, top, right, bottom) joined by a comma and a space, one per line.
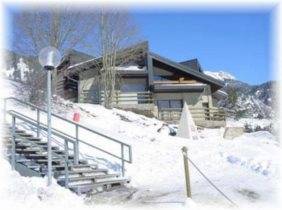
67, 57, 98, 70
115, 65, 146, 71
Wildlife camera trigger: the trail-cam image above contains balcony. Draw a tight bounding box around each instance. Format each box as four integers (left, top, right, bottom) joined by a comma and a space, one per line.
158, 107, 226, 128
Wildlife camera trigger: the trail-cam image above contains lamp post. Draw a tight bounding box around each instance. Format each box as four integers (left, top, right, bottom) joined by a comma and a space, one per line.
39, 46, 61, 186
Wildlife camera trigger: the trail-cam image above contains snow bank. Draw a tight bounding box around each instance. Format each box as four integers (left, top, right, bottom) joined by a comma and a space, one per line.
0, 158, 86, 210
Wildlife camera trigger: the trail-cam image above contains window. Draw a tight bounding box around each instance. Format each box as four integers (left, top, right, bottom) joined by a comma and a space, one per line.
120, 78, 147, 92
157, 100, 170, 109
170, 100, 182, 108
157, 100, 183, 110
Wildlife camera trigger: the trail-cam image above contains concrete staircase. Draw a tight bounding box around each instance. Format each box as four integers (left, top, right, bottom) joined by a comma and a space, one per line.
3, 124, 129, 194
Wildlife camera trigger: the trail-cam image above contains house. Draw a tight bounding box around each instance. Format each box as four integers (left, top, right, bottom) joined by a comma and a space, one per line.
56, 42, 227, 127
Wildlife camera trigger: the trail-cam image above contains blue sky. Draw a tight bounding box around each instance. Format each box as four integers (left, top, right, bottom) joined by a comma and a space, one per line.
5, 7, 273, 85
132, 9, 273, 85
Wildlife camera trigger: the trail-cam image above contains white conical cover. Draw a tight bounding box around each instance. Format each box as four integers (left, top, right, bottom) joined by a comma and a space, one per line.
177, 102, 199, 140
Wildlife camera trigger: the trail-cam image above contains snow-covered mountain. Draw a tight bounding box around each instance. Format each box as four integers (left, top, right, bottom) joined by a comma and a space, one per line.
204, 71, 236, 81
205, 71, 275, 119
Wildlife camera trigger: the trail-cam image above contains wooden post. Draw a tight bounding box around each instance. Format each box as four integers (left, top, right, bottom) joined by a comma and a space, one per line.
182, 146, 192, 198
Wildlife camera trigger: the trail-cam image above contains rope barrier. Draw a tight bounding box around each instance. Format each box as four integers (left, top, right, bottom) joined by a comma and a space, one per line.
186, 155, 238, 207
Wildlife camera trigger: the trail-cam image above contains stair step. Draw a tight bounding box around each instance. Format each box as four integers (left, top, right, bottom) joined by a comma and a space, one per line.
15, 143, 59, 151
58, 168, 107, 175
68, 178, 129, 192
16, 149, 42, 154
25, 154, 74, 160
27, 165, 41, 170
51, 163, 96, 170
14, 130, 26, 134
17, 133, 33, 137
36, 159, 63, 164
58, 173, 119, 182
25, 137, 41, 142
16, 159, 33, 163
25, 154, 62, 159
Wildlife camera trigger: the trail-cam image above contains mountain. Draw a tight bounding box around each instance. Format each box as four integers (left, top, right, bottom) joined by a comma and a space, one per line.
205, 71, 275, 119
204, 71, 236, 81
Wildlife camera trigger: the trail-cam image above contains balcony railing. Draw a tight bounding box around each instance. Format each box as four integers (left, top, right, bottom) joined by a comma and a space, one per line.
80, 90, 153, 104
158, 107, 226, 122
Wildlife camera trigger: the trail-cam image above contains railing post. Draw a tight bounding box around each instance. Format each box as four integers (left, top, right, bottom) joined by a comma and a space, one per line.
11, 116, 16, 170
129, 145, 132, 163
36, 109, 40, 138
74, 124, 79, 164
64, 139, 69, 188
182, 146, 192, 198
3, 98, 7, 124
121, 144, 125, 177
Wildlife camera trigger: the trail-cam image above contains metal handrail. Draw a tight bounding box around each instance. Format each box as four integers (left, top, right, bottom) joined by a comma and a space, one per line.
4, 97, 131, 147
10, 113, 72, 187
9, 110, 130, 161
4, 97, 132, 176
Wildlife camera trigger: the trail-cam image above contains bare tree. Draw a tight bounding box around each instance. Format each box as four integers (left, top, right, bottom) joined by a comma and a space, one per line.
96, 10, 138, 108
12, 6, 98, 97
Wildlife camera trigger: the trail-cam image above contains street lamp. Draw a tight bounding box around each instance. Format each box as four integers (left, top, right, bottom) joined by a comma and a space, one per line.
39, 46, 61, 186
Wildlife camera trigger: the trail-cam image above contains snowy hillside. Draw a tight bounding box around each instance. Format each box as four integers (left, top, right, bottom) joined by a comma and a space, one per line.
220, 80, 275, 119
0, 78, 280, 210
204, 70, 275, 119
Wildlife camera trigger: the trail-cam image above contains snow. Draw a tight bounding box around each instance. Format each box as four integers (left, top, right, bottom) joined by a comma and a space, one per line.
0, 158, 86, 210
68, 60, 147, 72
204, 71, 235, 81
0, 78, 280, 210
17, 58, 31, 82
5, 67, 15, 78
67, 57, 96, 70
227, 118, 273, 130
115, 65, 146, 71
4, 58, 31, 82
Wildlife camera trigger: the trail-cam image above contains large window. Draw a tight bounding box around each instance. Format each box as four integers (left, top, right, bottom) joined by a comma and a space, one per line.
120, 78, 147, 92
157, 100, 183, 110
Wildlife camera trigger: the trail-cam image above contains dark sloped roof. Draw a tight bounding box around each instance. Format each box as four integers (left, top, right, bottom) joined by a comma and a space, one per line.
179, 58, 203, 73
66, 41, 149, 74
57, 49, 94, 70
149, 52, 224, 88
65, 49, 94, 65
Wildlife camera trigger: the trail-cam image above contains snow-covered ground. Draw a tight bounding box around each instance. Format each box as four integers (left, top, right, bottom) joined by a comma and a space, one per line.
0, 78, 280, 210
